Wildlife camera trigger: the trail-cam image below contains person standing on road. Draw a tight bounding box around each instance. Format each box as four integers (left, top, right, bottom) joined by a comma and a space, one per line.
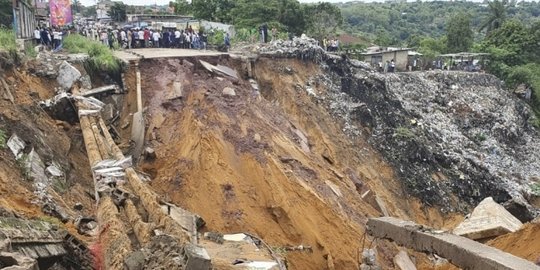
224, 32, 231, 51
152, 30, 160, 48
34, 27, 41, 45
143, 28, 150, 48
174, 29, 181, 48
201, 31, 208, 50
137, 28, 144, 48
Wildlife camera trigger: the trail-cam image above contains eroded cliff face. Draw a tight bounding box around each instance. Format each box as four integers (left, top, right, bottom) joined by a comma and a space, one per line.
327, 63, 540, 220
136, 52, 539, 268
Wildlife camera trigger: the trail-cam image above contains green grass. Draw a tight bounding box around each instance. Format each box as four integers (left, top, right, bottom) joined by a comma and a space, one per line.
0, 27, 16, 52
0, 128, 6, 149
64, 34, 122, 74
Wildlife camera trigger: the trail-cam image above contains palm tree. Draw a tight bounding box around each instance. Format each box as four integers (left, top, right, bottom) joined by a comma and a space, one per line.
479, 0, 509, 34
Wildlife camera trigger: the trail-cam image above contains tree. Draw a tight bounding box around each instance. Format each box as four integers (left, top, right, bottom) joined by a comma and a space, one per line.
72, 0, 80, 14
446, 13, 473, 53
305, 2, 342, 39
0, 0, 12, 27
82, 5, 96, 18
191, 0, 235, 22
479, 0, 509, 33
108, 2, 127, 22
170, 0, 191, 15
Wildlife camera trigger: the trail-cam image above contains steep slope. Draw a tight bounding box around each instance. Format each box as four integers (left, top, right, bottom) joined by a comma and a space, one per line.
134, 55, 468, 269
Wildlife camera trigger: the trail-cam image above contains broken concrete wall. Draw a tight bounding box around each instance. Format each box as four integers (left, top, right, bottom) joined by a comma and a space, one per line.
367, 217, 540, 270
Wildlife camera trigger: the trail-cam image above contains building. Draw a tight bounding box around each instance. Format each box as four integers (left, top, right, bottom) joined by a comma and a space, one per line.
362, 47, 411, 71
96, 0, 114, 22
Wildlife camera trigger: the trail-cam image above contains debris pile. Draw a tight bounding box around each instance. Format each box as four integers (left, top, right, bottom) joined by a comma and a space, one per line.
319, 64, 540, 218
257, 37, 327, 61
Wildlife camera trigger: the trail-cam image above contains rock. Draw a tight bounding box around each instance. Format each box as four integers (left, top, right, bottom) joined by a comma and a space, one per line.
325, 181, 342, 197
502, 198, 536, 223
79, 75, 92, 90
7, 134, 25, 159
182, 243, 211, 270
73, 203, 83, 211
253, 133, 261, 143
453, 197, 523, 240
101, 104, 115, 122
168, 81, 183, 100
249, 79, 259, 91
222, 87, 236, 97
45, 165, 63, 178
394, 250, 417, 270
56, 61, 81, 90
25, 148, 47, 183
144, 147, 156, 160
124, 250, 145, 270
203, 232, 224, 244
0, 252, 38, 270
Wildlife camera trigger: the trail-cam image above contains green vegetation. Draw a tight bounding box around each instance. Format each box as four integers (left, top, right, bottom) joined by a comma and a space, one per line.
0, 27, 16, 52
63, 34, 122, 74
531, 182, 540, 196
0, 0, 12, 27
338, 0, 540, 44
446, 12, 473, 53
475, 132, 487, 142
0, 128, 6, 149
108, 2, 127, 22
394, 127, 415, 140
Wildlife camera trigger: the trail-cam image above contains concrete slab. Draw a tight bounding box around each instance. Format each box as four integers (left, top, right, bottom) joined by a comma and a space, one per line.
115, 49, 227, 62
367, 217, 540, 270
130, 111, 145, 161
453, 197, 523, 240
222, 233, 248, 242
394, 250, 417, 270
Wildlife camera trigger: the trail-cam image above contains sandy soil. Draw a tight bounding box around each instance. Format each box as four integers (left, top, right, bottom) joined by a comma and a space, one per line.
488, 222, 540, 263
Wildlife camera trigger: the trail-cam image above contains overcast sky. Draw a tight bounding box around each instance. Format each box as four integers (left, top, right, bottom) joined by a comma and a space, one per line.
78, 0, 353, 7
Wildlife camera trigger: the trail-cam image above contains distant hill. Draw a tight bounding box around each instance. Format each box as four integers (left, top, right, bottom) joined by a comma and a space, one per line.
338, 1, 540, 44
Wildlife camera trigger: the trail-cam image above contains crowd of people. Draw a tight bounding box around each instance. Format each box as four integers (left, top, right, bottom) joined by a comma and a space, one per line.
79, 25, 230, 51
322, 38, 340, 52
34, 27, 68, 51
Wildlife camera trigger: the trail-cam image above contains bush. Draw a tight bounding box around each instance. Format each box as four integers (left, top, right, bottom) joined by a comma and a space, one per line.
208, 30, 225, 46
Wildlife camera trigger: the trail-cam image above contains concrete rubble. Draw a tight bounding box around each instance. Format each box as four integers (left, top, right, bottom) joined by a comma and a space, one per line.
222, 87, 236, 96
0, 217, 75, 268
256, 37, 327, 61
367, 217, 540, 270
453, 197, 523, 240
394, 250, 417, 270
56, 61, 81, 90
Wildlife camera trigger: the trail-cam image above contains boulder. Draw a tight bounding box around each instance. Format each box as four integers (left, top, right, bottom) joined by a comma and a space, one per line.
124, 250, 145, 270
222, 87, 236, 97
56, 61, 81, 90
7, 134, 25, 159
453, 197, 523, 240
